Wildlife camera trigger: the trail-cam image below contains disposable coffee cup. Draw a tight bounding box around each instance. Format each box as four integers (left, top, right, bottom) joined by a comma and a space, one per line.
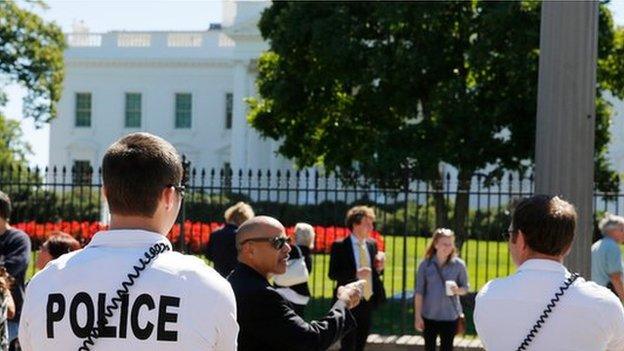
445, 280, 457, 296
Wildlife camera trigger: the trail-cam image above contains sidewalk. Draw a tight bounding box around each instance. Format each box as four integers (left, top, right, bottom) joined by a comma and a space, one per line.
330, 334, 484, 351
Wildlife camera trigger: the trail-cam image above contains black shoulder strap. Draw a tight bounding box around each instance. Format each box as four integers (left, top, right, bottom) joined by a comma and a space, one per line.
432, 258, 462, 318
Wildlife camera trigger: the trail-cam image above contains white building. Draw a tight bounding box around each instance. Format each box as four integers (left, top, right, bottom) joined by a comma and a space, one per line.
49, 1, 291, 174
50, 0, 624, 187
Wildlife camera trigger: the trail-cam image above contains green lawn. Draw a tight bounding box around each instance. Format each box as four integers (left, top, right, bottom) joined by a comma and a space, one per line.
27, 239, 609, 335
307, 237, 514, 299
27, 237, 513, 297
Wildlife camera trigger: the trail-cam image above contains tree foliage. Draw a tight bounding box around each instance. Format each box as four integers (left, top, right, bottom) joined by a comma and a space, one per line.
0, 0, 65, 125
0, 114, 31, 169
249, 2, 624, 244
249, 1, 620, 187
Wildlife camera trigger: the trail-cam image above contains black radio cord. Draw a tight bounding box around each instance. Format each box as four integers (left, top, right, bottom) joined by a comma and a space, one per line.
78, 242, 171, 351
515, 272, 580, 351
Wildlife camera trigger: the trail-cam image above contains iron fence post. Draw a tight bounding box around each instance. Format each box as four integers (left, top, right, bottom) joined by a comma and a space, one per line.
179, 156, 190, 253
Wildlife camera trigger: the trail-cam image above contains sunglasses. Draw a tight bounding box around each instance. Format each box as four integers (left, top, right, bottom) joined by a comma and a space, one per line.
165, 184, 186, 198
501, 228, 514, 241
241, 235, 290, 250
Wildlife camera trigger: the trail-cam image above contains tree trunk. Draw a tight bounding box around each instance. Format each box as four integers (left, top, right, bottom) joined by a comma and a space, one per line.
431, 167, 449, 230
453, 169, 472, 251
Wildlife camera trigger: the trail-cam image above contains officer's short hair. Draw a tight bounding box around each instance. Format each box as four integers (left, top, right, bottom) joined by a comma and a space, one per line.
103, 133, 183, 217
0, 191, 10, 221
511, 195, 577, 256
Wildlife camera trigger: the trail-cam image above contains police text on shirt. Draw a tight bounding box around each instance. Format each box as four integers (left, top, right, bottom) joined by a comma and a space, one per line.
46, 292, 180, 341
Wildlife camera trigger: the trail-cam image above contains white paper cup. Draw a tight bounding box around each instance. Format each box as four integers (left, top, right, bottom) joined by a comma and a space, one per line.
445, 280, 458, 296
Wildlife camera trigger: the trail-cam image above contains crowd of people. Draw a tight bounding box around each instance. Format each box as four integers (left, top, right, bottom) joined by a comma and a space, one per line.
0, 132, 619, 350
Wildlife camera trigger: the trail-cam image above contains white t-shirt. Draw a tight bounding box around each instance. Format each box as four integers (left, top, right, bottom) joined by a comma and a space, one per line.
475, 259, 624, 351
19, 230, 238, 351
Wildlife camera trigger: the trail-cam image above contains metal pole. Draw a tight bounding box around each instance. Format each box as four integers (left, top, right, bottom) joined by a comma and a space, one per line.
400, 160, 411, 334
179, 155, 190, 253
534, 1, 598, 277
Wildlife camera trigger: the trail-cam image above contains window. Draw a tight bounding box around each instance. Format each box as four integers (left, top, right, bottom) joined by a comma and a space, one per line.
175, 93, 192, 128
75, 93, 92, 127
125, 93, 141, 128
72, 160, 92, 185
225, 93, 233, 129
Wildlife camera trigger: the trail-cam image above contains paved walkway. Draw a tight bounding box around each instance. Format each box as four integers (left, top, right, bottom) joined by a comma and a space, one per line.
330, 334, 484, 351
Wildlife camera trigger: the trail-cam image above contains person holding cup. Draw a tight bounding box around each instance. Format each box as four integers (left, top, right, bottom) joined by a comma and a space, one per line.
414, 228, 469, 351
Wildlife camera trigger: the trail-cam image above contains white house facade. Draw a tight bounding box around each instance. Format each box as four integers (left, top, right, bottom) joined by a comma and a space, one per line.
49, 1, 290, 174
50, 0, 624, 188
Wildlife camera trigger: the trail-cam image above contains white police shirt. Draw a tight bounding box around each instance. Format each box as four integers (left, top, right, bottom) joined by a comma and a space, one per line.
19, 230, 238, 351
475, 259, 624, 351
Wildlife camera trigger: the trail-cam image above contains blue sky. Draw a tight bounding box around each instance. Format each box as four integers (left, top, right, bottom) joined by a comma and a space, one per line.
4, 0, 624, 168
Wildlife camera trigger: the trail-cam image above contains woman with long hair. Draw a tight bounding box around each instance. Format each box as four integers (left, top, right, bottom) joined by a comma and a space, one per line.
414, 228, 469, 351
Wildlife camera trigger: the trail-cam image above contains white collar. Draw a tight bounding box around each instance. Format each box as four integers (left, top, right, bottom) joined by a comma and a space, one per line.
86, 229, 172, 249
349, 234, 365, 246
516, 258, 568, 274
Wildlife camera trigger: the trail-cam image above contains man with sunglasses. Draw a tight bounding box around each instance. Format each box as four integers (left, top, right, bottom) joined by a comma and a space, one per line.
228, 216, 362, 351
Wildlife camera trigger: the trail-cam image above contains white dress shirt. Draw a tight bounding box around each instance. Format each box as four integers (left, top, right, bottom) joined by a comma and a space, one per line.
475, 259, 624, 351
19, 230, 238, 351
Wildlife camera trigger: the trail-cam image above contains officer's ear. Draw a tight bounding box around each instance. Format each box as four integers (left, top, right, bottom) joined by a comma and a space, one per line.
162, 186, 177, 211
516, 230, 531, 251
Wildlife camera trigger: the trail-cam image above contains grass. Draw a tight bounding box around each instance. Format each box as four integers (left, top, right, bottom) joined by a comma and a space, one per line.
307, 236, 514, 299
26, 237, 514, 294
24, 238, 623, 335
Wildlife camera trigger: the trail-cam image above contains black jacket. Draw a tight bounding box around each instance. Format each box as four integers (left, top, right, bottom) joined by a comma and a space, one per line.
0, 228, 31, 321
228, 263, 356, 351
204, 224, 238, 277
328, 236, 386, 308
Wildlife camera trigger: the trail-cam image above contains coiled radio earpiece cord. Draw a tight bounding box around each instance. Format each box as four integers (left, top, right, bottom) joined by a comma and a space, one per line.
515, 272, 580, 351
78, 242, 171, 351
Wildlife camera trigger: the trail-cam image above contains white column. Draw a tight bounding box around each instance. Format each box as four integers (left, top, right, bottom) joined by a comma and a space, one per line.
535, 2, 598, 277
230, 60, 248, 172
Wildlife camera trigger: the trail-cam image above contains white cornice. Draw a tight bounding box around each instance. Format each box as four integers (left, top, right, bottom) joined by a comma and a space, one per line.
66, 58, 236, 68
224, 17, 263, 40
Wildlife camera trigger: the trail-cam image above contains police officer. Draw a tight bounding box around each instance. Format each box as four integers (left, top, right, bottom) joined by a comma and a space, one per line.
19, 133, 238, 350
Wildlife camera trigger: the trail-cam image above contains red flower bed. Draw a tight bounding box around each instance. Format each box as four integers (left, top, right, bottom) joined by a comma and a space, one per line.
15, 221, 385, 255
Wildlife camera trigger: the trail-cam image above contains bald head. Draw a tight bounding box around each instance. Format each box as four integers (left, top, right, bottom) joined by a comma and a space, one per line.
236, 216, 285, 251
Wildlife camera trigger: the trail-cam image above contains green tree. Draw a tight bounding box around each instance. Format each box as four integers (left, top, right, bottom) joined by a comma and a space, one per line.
0, 115, 31, 169
0, 1, 66, 222
249, 2, 622, 247
0, 0, 65, 125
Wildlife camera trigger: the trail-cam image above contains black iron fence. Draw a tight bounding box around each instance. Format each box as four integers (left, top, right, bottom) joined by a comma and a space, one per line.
1, 165, 622, 335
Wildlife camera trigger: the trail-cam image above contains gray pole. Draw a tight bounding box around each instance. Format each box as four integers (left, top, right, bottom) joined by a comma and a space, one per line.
535, 1, 598, 277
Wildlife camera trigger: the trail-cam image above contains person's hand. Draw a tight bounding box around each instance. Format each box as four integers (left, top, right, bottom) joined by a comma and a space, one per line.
337, 281, 363, 309
357, 267, 372, 280
415, 316, 424, 332
374, 252, 385, 273
450, 285, 460, 295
